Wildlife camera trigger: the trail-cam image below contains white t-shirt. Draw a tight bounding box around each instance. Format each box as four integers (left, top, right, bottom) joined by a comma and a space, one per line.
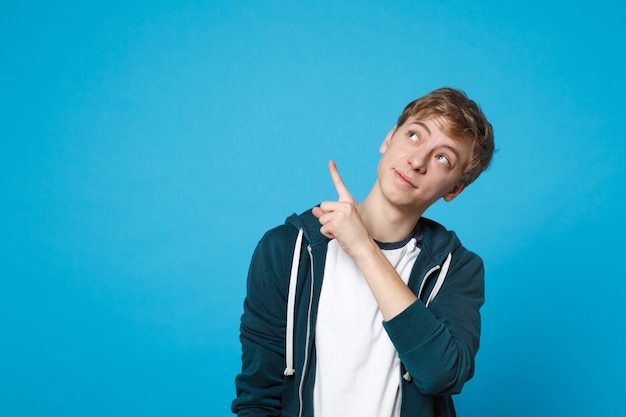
313, 235, 421, 417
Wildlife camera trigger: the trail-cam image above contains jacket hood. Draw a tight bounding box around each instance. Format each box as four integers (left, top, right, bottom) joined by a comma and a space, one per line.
285, 207, 329, 247
285, 207, 461, 265
418, 217, 463, 264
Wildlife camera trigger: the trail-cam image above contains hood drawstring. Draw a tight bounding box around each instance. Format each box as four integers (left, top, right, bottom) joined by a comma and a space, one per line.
417, 251, 453, 307
426, 252, 452, 308
284, 228, 304, 377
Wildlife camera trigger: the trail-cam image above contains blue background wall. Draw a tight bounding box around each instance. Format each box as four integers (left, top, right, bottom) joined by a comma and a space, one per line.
2, 1, 625, 415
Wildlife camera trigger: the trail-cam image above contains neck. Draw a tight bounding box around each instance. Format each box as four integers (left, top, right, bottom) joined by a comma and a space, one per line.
358, 182, 424, 243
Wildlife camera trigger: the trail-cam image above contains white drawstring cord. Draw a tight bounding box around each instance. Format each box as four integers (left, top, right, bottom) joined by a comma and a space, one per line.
426, 252, 452, 308
284, 229, 303, 376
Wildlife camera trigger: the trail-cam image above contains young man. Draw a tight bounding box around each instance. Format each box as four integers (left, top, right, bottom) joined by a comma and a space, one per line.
232, 87, 494, 417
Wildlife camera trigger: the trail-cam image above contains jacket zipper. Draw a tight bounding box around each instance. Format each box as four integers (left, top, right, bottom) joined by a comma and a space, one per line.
298, 245, 315, 417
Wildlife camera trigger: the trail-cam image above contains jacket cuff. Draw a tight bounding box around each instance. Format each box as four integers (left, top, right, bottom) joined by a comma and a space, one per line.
382, 299, 443, 354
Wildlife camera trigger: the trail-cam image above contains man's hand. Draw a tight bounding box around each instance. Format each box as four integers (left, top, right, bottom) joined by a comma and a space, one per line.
312, 160, 418, 320
312, 160, 373, 258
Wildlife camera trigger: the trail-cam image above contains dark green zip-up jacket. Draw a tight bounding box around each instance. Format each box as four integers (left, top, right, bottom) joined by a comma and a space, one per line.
233, 208, 484, 417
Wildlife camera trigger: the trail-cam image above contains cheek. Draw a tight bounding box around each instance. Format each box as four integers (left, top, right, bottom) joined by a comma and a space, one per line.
378, 147, 390, 165
376, 155, 386, 177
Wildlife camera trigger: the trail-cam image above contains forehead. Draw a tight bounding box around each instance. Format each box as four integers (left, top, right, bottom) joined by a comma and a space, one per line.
401, 113, 448, 131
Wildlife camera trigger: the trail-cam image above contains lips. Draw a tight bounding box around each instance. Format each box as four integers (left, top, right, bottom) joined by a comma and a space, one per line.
393, 169, 417, 188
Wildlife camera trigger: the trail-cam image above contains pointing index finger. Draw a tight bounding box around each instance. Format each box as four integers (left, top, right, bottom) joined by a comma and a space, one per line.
328, 160, 353, 202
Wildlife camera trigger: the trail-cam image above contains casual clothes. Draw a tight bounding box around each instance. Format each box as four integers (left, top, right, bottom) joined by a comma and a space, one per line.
232, 208, 484, 417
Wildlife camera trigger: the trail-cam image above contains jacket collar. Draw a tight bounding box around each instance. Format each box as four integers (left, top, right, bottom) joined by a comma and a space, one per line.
285, 207, 329, 247
285, 206, 460, 264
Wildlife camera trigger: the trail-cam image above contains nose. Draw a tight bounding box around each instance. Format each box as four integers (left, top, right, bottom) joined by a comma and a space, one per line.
408, 151, 427, 173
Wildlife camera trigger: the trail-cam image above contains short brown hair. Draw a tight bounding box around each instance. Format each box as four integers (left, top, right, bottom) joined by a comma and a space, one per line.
397, 87, 494, 185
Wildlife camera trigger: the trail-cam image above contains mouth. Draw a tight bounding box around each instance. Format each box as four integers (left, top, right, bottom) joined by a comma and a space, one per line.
393, 169, 417, 188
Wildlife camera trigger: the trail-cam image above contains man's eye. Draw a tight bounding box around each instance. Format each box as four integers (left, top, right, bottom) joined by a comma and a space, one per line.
436, 155, 450, 166
409, 132, 419, 142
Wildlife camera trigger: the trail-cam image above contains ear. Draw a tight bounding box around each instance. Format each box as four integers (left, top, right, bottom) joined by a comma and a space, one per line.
443, 182, 466, 202
379, 126, 397, 154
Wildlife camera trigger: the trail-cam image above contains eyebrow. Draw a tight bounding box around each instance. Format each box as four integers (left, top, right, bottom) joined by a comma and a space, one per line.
411, 121, 431, 135
442, 144, 461, 162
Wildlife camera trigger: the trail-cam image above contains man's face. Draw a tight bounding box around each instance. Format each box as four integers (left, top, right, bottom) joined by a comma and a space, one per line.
376, 115, 471, 213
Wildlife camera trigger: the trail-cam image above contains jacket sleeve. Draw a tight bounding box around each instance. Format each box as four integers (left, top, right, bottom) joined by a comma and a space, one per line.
382, 248, 484, 395
232, 227, 295, 417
